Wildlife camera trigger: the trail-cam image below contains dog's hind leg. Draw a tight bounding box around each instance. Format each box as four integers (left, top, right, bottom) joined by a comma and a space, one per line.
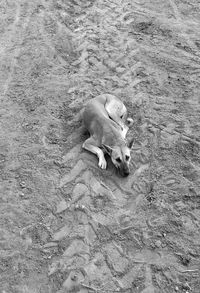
104, 95, 125, 115
104, 96, 127, 127
82, 137, 107, 169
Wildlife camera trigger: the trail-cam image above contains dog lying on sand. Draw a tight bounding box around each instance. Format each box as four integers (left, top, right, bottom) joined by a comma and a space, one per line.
82, 94, 133, 177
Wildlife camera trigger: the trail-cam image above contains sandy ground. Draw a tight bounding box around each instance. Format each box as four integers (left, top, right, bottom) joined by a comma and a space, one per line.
0, 0, 200, 292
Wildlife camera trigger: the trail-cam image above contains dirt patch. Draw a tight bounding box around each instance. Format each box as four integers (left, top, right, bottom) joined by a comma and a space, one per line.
0, 0, 200, 292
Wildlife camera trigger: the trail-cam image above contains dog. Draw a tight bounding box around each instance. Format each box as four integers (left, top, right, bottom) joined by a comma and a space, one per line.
82, 94, 134, 177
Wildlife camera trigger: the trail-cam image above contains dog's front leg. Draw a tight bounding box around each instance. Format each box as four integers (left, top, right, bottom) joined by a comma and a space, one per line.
82, 137, 107, 169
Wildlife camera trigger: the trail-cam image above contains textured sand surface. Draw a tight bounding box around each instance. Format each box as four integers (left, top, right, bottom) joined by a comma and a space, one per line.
0, 0, 200, 292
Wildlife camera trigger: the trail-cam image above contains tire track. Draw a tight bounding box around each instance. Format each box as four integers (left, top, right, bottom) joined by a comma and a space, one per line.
54, 1, 160, 291
1, 0, 200, 292
168, 0, 181, 21
168, 0, 199, 51
2, 1, 32, 97
0, 0, 21, 55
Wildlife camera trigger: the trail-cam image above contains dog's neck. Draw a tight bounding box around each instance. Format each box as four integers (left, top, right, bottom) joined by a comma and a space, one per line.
102, 127, 127, 148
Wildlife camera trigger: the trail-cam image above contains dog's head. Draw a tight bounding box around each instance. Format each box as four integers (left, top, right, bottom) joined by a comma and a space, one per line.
102, 139, 134, 177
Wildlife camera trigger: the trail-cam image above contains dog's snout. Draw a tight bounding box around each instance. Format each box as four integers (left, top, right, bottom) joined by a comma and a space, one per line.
120, 165, 130, 177
123, 170, 129, 177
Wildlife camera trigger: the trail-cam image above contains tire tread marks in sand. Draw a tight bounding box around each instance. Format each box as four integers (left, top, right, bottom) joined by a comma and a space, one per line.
0, 0, 200, 292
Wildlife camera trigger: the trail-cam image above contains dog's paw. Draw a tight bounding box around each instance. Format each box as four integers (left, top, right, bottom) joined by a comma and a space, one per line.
98, 157, 107, 169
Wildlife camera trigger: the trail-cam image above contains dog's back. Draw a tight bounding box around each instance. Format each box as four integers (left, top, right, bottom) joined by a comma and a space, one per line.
82, 98, 125, 146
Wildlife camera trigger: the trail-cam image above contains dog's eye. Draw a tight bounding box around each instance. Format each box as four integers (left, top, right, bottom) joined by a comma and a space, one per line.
125, 155, 130, 161
116, 158, 121, 163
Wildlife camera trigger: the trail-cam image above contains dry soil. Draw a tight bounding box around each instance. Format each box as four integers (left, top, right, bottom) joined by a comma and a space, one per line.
0, 0, 200, 292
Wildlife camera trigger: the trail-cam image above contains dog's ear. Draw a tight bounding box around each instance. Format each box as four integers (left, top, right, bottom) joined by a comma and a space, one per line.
102, 144, 113, 154
127, 138, 134, 149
